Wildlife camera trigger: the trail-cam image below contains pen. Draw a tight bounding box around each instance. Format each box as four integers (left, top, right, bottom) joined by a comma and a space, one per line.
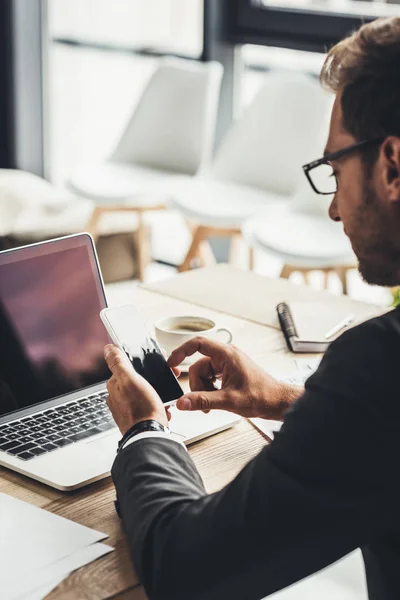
324, 314, 355, 340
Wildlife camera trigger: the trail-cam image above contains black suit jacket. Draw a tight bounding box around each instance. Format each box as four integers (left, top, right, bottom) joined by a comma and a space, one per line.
112, 310, 400, 600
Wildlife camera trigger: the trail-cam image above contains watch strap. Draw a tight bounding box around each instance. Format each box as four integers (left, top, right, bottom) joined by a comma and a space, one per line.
118, 419, 169, 453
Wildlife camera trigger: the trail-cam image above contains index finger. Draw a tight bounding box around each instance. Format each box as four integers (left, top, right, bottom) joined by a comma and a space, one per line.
104, 344, 132, 376
167, 336, 228, 369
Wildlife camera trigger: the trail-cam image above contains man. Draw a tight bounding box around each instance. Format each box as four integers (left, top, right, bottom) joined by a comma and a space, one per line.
105, 17, 400, 600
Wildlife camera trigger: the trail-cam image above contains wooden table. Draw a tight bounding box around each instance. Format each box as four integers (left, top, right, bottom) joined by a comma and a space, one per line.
0, 266, 381, 599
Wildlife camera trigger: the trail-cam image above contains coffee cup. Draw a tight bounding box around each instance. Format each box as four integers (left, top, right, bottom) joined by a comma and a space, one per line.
155, 316, 232, 368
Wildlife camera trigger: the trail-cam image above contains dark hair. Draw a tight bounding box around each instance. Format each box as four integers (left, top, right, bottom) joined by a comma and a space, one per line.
321, 17, 400, 163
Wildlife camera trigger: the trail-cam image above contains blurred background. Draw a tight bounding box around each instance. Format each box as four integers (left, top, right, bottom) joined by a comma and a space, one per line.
1, 0, 398, 304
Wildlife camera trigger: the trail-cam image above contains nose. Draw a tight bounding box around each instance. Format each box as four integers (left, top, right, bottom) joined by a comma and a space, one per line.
329, 193, 341, 222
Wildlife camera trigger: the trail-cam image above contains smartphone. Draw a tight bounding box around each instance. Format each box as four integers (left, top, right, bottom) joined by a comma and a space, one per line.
100, 305, 183, 407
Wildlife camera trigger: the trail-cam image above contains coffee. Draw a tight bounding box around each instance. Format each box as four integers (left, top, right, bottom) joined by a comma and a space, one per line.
168, 322, 211, 333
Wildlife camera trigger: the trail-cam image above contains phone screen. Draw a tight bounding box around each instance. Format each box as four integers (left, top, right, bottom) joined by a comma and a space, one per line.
103, 306, 183, 404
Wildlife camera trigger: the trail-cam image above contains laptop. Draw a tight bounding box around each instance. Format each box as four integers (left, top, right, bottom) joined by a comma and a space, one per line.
0, 234, 240, 490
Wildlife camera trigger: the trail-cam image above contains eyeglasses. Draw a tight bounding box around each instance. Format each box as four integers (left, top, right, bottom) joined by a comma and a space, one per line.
302, 137, 385, 195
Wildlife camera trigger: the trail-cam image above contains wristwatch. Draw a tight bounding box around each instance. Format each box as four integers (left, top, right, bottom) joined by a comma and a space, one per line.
118, 419, 170, 453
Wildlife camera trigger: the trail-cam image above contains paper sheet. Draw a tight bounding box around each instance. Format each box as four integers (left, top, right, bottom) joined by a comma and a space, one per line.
6, 543, 113, 600
0, 493, 113, 600
0, 493, 107, 585
267, 550, 368, 600
290, 302, 357, 342
251, 358, 321, 440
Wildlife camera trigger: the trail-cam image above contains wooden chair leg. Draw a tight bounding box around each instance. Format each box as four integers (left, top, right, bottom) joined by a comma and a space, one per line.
135, 211, 147, 282
336, 266, 349, 295
229, 234, 242, 267
280, 264, 293, 279
322, 270, 330, 290
303, 270, 313, 286
179, 226, 206, 272
85, 206, 105, 243
198, 237, 217, 268
249, 246, 255, 271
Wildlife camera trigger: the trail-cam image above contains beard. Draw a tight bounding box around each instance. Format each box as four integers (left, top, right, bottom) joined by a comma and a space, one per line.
353, 180, 400, 287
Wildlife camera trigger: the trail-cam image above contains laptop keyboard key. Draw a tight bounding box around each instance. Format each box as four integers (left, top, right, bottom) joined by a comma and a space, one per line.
0, 437, 9, 446
8, 442, 37, 455
41, 443, 58, 452
53, 438, 74, 448
47, 434, 62, 442
30, 447, 47, 456
18, 452, 35, 461
19, 436, 34, 444
68, 429, 97, 442
11, 424, 25, 431
68, 426, 82, 434
5, 433, 19, 440
18, 429, 30, 436
0, 440, 24, 451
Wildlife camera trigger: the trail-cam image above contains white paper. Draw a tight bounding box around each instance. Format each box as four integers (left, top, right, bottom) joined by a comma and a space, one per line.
290, 302, 356, 342
267, 550, 368, 600
6, 542, 113, 600
7, 543, 113, 600
251, 359, 321, 440
250, 418, 282, 441
0, 493, 109, 588
18, 576, 66, 600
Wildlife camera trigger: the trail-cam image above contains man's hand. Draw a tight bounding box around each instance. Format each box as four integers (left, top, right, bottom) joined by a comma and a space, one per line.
105, 344, 173, 435
168, 337, 303, 420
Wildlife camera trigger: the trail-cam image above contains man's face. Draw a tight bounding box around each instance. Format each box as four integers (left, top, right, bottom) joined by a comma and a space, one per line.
327, 93, 400, 286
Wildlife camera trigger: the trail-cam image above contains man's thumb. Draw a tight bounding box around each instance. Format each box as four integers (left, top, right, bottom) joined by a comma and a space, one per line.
176, 391, 225, 412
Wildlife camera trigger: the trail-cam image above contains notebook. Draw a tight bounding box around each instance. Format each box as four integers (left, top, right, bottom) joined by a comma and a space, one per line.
277, 301, 357, 353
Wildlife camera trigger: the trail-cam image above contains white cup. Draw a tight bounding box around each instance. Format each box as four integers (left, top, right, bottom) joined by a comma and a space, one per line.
155, 315, 232, 367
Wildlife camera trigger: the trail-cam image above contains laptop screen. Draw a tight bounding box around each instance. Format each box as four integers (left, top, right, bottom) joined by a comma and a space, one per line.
0, 235, 110, 418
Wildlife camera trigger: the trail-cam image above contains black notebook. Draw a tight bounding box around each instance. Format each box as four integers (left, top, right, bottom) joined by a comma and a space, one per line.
277, 302, 333, 353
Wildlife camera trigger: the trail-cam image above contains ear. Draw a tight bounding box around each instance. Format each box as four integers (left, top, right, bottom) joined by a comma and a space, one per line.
381, 137, 400, 203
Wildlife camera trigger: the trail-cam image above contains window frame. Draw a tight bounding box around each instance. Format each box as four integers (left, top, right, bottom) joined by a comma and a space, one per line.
230, 0, 377, 53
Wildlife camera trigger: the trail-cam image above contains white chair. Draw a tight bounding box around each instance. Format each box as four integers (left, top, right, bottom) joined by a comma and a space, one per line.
170, 71, 332, 272
68, 58, 223, 280
243, 177, 356, 293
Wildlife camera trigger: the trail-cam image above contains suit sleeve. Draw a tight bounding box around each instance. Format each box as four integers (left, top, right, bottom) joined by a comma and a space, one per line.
112, 318, 400, 600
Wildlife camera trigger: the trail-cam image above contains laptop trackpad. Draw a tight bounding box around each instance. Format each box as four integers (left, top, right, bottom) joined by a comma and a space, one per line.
168, 405, 239, 441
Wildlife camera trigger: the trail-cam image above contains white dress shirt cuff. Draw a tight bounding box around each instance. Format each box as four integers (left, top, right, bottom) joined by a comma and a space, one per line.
121, 430, 187, 452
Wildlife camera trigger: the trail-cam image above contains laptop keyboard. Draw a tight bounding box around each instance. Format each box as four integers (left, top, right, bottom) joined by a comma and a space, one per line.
0, 391, 116, 461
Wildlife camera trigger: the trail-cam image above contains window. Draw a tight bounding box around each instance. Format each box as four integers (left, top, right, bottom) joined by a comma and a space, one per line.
49, 0, 203, 57
231, 0, 396, 53
46, 0, 203, 184
258, 0, 400, 17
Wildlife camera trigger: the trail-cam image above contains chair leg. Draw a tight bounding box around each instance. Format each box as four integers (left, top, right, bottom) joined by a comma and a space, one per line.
280, 264, 293, 280
198, 236, 217, 268
85, 206, 105, 243
303, 270, 313, 286
336, 266, 349, 295
136, 211, 147, 282
322, 270, 330, 290
229, 235, 242, 267
179, 226, 207, 272
249, 246, 255, 271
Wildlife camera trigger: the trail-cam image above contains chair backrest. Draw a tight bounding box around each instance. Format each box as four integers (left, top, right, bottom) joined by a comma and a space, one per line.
210, 71, 332, 197
111, 58, 223, 176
